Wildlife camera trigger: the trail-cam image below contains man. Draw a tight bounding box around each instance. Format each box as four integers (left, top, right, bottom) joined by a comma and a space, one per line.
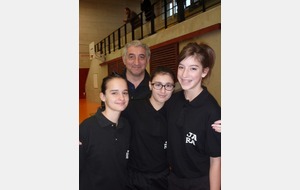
123, 7, 141, 30
121, 40, 151, 100
141, 0, 155, 22
101, 40, 151, 109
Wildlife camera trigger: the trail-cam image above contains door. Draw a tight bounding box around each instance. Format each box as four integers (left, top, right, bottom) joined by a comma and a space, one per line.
79, 68, 89, 99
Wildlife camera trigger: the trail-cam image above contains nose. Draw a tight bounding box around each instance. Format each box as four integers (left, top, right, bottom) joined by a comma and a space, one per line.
181, 68, 188, 77
160, 86, 166, 92
133, 57, 139, 65
119, 94, 125, 100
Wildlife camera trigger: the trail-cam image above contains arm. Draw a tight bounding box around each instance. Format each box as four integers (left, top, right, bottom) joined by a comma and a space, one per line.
129, 11, 137, 21
211, 120, 221, 133
210, 157, 221, 190
79, 123, 88, 173
123, 17, 129, 23
79, 140, 85, 172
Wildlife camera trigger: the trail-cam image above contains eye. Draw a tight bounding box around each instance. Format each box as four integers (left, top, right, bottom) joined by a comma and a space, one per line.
178, 65, 184, 69
128, 54, 135, 60
123, 91, 128, 95
139, 55, 146, 60
154, 83, 162, 88
166, 84, 173, 88
165, 83, 174, 90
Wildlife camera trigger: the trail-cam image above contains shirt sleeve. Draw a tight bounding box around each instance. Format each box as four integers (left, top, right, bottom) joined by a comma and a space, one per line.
79, 121, 89, 173
206, 106, 221, 157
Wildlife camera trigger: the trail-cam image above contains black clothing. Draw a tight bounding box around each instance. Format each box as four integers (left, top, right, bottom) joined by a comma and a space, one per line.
122, 98, 169, 190
121, 69, 151, 100
129, 168, 169, 190
126, 10, 141, 29
141, 0, 155, 21
168, 172, 209, 190
79, 108, 131, 190
165, 86, 221, 179
123, 98, 168, 172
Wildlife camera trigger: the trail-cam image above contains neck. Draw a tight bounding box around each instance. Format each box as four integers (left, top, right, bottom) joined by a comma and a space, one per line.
184, 86, 203, 101
149, 96, 164, 111
126, 72, 145, 88
102, 109, 120, 125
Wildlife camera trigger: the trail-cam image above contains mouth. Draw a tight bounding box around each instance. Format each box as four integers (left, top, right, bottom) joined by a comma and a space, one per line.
157, 94, 168, 99
180, 79, 192, 85
131, 64, 141, 68
116, 102, 127, 106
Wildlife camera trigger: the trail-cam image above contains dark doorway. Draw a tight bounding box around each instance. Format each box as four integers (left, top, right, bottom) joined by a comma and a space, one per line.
79, 68, 89, 99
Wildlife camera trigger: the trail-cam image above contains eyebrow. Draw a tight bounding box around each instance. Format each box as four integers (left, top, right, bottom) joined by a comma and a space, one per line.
109, 89, 128, 92
128, 53, 145, 56
179, 63, 200, 67
152, 81, 174, 84
109, 89, 119, 92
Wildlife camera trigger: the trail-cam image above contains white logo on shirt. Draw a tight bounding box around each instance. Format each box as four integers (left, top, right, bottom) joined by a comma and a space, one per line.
164, 141, 167, 149
126, 150, 129, 159
186, 132, 197, 145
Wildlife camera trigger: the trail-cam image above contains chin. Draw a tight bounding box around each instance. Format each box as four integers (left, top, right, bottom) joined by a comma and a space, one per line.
180, 85, 189, 90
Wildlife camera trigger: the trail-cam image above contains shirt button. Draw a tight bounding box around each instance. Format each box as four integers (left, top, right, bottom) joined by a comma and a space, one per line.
115, 138, 118, 141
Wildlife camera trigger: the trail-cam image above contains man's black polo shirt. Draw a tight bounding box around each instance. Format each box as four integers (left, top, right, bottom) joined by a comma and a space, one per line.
121, 69, 151, 100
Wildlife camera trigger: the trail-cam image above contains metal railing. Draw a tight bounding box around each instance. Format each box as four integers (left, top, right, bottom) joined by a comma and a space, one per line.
94, 0, 221, 56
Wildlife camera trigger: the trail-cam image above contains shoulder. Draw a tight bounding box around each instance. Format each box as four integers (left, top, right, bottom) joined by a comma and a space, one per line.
202, 88, 221, 116
204, 89, 220, 108
170, 91, 184, 101
165, 91, 184, 107
123, 99, 146, 115
79, 115, 97, 135
80, 115, 96, 127
144, 70, 151, 79
79, 108, 102, 130
127, 99, 148, 111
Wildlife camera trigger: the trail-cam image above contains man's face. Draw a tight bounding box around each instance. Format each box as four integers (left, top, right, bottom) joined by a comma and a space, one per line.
124, 46, 149, 77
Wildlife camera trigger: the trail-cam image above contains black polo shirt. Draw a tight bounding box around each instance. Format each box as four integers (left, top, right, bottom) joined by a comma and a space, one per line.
165, 86, 221, 178
122, 98, 168, 173
121, 69, 151, 100
79, 108, 131, 190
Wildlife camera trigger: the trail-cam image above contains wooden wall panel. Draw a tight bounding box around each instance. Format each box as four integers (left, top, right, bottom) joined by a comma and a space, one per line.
150, 43, 179, 80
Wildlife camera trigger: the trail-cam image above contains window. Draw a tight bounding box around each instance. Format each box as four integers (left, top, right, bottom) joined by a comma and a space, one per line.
167, 1, 177, 17
164, 0, 194, 18
186, 0, 191, 7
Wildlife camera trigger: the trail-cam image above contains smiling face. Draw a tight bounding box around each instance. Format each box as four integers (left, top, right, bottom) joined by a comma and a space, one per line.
100, 78, 129, 112
149, 73, 174, 105
123, 46, 149, 78
177, 55, 209, 93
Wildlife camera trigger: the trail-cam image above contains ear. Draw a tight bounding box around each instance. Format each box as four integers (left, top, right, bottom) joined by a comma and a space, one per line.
149, 81, 153, 90
201, 67, 209, 78
122, 56, 126, 65
100, 92, 106, 102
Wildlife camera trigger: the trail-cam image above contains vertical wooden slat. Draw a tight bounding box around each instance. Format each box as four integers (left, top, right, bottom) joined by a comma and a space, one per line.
150, 43, 178, 80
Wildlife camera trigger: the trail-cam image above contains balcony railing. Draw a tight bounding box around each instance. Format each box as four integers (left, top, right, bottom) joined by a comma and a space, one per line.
94, 0, 221, 56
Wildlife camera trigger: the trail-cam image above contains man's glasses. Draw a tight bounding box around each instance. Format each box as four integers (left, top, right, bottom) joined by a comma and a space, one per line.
151, 82, 175, 91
